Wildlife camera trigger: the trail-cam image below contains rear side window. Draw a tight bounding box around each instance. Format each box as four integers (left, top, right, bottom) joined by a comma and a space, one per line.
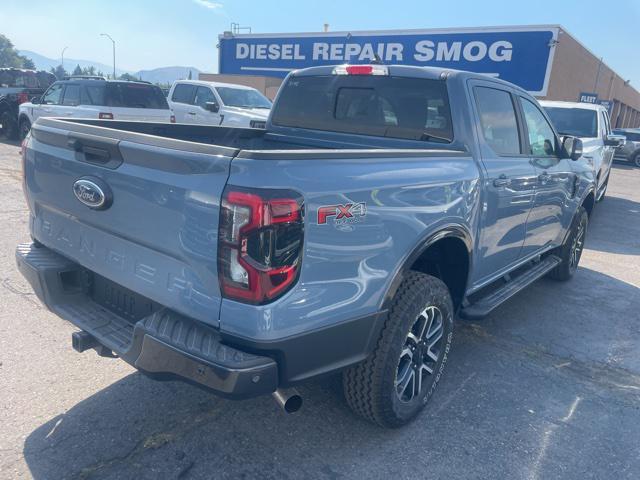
474, 87, 521, 155
82, 85, 106, 105
272, 75, 453, 142
62, 85, 81, 106
171, 84, 196, 104
106, 83, 169, 109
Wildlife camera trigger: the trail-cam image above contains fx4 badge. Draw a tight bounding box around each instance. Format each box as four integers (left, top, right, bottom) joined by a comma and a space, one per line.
317, 202, 366, 226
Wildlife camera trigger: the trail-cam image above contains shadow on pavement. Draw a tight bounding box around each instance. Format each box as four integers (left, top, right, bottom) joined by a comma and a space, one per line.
23, 267, 640, 480
584, 192, 640, 257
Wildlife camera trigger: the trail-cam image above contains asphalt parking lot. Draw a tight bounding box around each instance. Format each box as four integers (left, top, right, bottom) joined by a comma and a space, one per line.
1, 139, 639, 480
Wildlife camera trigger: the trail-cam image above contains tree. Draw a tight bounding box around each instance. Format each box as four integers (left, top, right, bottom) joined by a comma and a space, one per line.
50, 65, 68, 80
118, 72, 138, 81
0, 34, 36, 69
21, 56, 35, 69
72, 64, 83, 76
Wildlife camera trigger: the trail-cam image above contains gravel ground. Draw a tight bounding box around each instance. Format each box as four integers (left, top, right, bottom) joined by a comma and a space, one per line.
1, 139, 639, 479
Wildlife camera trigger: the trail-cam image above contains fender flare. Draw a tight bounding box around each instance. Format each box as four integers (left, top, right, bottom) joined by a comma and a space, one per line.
380, 223, 473, 311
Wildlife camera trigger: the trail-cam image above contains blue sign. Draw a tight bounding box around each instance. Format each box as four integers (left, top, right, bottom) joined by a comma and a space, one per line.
579, 92, 599, 103
218, 27, 558, 95
599, 100, 613, 112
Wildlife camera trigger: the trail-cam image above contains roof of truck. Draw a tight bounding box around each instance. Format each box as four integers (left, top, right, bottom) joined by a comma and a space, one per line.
538, 100, 606, 111
173, 79, 258, 90
288, 64, 528, 92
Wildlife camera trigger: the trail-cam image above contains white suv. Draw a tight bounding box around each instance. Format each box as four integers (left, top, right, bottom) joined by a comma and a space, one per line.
18, 77, 174, 138
541, 101, 625, 201
168, 80, 271, 128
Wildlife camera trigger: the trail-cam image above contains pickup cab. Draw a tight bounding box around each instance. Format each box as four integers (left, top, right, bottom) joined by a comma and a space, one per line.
540, 100, 625, 201
17, 64, 593, 427
168, 80, 271, 128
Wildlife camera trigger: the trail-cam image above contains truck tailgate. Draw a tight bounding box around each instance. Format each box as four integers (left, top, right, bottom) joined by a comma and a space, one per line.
25, 120, 236, 326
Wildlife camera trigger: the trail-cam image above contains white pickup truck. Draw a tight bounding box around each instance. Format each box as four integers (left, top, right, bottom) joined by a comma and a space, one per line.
541, 100, 625, 201
168, 80, 271, 128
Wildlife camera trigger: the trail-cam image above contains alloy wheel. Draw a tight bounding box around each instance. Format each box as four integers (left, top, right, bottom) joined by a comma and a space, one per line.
395, 305, 444, 403
569, 220, 585, 271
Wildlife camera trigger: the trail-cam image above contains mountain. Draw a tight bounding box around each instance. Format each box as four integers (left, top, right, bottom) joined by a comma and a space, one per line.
19, 50, 201, 84
19, 50, 126, 76
134, 66, 201, 84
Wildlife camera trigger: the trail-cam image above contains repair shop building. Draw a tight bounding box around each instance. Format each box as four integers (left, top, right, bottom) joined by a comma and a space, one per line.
202, 25, 640, 128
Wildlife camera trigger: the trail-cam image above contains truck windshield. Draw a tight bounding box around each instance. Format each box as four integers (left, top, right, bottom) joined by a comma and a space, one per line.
272, 75, 453, 143
105, 83, 170, 109
215, 87, 272, 109
543, 107, 598, 138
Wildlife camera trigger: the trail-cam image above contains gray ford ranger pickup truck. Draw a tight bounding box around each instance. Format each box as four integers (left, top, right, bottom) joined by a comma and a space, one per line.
16, 64, 593, 427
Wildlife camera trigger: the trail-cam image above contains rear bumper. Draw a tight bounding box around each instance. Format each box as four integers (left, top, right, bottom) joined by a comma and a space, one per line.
16, 242, 387, 397
15, 242, 278, 398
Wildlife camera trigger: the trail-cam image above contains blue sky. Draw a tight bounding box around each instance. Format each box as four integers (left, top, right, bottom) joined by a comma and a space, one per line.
1, 0, 639, 84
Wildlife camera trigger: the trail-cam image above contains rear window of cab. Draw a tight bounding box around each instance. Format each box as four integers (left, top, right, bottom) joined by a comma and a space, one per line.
272, 75, 453, 143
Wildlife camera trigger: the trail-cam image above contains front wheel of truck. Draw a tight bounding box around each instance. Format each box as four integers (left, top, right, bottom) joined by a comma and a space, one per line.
343, 271, 454, 428
548, 206, 588, 281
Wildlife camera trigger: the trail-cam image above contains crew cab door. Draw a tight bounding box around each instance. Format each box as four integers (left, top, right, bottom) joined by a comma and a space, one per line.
193, 86, 222, 125
517, 96, 576, 255
169, 83, 196, 123
59, 83, 81, 117
37, 83, 64, 120
469, 82, 537, 285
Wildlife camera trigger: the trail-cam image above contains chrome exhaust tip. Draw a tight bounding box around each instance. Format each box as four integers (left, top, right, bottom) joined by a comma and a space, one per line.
272, 388, 303, 413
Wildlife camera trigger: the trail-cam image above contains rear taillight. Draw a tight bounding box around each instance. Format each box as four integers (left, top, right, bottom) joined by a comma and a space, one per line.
218, 186, 304, 304
170, 114, 176, 123
17, 92, 30, 104
99, 112, 114, 119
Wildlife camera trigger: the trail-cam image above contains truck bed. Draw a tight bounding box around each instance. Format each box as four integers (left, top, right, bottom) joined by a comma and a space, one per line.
46, 117, 468, 156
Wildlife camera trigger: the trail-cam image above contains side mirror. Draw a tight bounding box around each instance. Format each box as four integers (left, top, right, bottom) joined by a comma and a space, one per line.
562, 136, 583, 161
604, 133, 626, 148
30, 95, 42, 104
204, 101, 219, 113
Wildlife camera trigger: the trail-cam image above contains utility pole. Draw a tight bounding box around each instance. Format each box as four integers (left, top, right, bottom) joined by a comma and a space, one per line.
100, 33, 116, 79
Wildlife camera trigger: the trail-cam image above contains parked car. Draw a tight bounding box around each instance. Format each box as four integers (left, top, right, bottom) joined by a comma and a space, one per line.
18, 77, 174, 139
168, 80, 271, 128
0, 68, 55, 139
540, 101, 625, 201
17, 64, 594, 428
612, 128, 640, 167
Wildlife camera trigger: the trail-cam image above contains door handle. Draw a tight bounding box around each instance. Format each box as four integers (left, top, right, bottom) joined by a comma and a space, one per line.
187, 112, 196, 115
493, 174, 511, 187
538, 172, 551, 184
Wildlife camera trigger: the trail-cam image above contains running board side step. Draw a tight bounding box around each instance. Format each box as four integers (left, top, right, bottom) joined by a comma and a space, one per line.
460, 255, 562, 319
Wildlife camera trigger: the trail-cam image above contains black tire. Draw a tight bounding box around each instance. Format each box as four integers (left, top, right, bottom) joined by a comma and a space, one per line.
343, 271, 454, 428
634, 153, 640, 168
0, 110, 18, 140
19, 117, 31, 141
548, 206, 588, 281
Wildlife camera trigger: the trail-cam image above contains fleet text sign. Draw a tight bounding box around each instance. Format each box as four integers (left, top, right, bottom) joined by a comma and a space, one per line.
218, 27, 558, 95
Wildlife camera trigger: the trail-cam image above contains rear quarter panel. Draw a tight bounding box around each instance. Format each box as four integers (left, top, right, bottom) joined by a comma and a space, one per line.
220, 152, 480, 340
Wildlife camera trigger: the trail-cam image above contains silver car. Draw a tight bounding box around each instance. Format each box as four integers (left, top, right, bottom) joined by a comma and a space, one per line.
613, 128, 640, 167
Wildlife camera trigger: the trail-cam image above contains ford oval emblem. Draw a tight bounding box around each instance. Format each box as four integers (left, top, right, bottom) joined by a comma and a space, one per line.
72, 177, 112, 210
